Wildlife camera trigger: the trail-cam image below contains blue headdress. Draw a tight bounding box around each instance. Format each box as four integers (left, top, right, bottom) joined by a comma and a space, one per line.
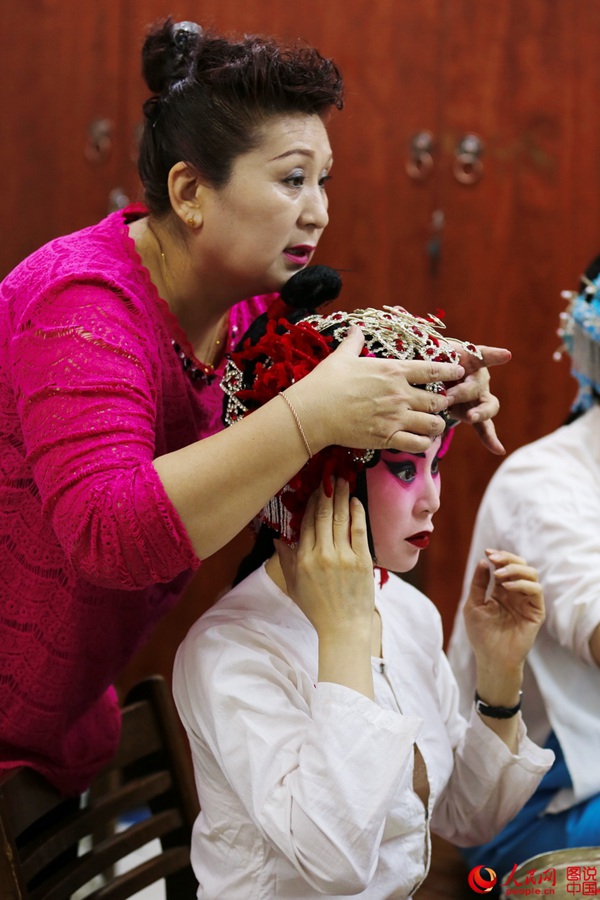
556, 258, 600, 414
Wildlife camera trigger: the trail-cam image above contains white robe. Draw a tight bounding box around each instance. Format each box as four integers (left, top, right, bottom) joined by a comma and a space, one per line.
174, 564, 552, 899
448, 404, 600, 814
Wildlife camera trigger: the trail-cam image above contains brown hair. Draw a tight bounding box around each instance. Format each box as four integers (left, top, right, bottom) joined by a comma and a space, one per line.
138, 18, 344, 216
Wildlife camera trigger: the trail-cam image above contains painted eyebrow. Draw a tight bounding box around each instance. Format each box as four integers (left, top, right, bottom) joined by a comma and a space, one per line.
385, 451, 426, 459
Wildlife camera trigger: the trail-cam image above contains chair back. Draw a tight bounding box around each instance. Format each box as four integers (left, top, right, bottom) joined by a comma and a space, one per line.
0, 676, 199, 900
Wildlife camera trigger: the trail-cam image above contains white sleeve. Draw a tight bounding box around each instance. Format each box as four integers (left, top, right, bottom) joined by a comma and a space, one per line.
515, 494, 600, 665
450, 461, 600, 671
430, 654, 554, 846
447, 463, 600, 723
176, 624, 423, 895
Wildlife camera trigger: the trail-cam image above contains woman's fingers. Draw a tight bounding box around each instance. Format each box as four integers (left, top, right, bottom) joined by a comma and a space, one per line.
451, 343, 511, 375
332, 478, 351, 546
294, 339, 467, 453
492, 564, 539, 584
299, 479, 371, 566
485, 548, 526, 565
287, 477, 375, 638
467, 559, 493, 606
298, 489, 319, 551
444, 352, 510, 456
473, 345, 512, 370
482, 549, 545, 621
335, 324, 365, 354
300, 330, 509, 457
486, 550, 540, 587
446, 369, 491, 407
311, 482, 335, 551
402, 358, 466, 389
499, 579, 543, 596
385, 413, 446, 453
314, 479, 368, 556
349, 496, 371, 563
384, 384, 451, 451
472, 419, 506, 455
446, 368, 507, 455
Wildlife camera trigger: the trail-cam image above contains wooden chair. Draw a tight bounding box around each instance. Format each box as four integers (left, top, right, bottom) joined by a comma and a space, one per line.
0, 676, 199, 900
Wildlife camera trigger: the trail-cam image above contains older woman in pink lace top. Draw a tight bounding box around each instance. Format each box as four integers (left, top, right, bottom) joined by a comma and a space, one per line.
0, 18, 507, 794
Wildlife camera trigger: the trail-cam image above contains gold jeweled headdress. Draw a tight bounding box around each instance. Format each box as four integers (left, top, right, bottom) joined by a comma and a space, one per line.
222, 270, 481, 542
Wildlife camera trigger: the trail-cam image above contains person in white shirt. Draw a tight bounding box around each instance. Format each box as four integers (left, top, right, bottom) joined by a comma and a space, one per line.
447, 256, 600, 881
173, 284, 554, 899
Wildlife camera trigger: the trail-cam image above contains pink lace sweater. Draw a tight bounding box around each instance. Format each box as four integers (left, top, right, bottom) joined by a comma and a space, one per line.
0, 205, 272, 794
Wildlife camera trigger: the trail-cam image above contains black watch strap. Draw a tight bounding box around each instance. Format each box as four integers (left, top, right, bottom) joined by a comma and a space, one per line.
474, 690, 522, 720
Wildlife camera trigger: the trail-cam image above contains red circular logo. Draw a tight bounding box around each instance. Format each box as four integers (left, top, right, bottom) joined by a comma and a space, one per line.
468, 866, 497, 893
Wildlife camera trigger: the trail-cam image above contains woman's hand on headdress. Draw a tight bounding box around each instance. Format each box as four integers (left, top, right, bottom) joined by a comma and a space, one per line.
289, 326, 467, 455
276, 479, 374, 637
275, 479, 377, 699
445, 344, 511, 455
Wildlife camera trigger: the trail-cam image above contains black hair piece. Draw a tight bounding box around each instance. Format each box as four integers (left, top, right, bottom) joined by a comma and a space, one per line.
233, 524, 277, 585
230, 266, 342, 353
352, 469, 376, 558
279, 265, 342, 310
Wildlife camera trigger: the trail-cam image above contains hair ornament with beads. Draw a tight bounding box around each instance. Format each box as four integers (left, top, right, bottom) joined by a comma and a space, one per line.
555, 254, 600, 413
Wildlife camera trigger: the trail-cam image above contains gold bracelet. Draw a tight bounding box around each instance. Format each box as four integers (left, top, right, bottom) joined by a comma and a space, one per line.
279, 391, 313, 460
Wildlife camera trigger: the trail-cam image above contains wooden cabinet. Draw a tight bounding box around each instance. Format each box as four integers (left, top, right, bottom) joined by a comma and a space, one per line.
406, 0, 600, 627
1, 0, 123, 274
2, 1, 599, 685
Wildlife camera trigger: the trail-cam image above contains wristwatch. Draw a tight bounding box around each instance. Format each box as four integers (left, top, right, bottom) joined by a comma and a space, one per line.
474, 690, 522, 719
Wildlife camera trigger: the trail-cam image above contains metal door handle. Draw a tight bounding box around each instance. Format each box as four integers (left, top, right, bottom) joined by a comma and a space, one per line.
406, 131, 435, 181
453, 133, 484, 185
85, 118, 114, 164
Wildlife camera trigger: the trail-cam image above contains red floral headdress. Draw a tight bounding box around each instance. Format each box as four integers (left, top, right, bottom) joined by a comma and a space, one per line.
222, 278, 481, 544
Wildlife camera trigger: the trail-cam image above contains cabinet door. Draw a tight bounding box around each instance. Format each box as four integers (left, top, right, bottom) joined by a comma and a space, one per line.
0, 1, 122, 276
424, 0, 600, 627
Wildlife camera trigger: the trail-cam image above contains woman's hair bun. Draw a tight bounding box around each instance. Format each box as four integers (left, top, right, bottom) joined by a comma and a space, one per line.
142, 17, 203, 95
279, 266, 342, 310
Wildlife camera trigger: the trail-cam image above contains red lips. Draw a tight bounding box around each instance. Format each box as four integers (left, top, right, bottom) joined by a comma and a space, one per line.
283, 245, 315, 264
406, 532, 431, 549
